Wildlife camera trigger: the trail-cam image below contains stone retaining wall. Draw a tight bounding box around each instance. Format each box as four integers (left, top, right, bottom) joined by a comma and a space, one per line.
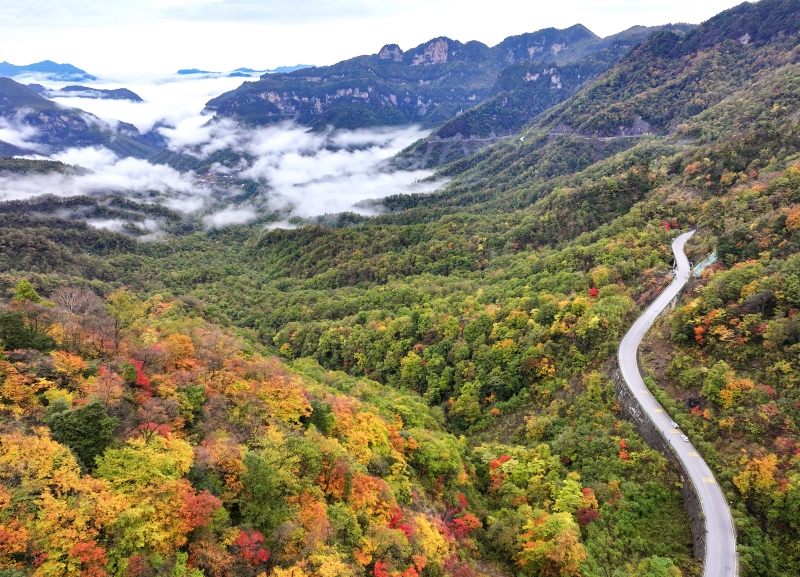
609, 358, 707, 560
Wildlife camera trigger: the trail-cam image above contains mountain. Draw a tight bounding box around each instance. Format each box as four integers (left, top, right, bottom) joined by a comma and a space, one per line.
0, 77, 161, 157
397, 24, 694, 169
0, 60, 96, 81
232, 65, 314, 75
27, 84, 144, 102
183, 65, 315, 79
389, 0, 800, 214
57, 85, 143, 102
205, 24, 672, 130
177, 68, 216, 75
263, 64, 314, 74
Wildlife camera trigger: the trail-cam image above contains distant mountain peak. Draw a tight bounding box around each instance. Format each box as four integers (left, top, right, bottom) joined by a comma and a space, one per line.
177, 68, 216, 75
379, 45, 404, 62
179, 65, 314, 78
0, 60, 96, 81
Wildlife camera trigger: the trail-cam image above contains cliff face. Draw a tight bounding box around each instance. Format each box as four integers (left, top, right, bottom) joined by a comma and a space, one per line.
206, 24, 686, 131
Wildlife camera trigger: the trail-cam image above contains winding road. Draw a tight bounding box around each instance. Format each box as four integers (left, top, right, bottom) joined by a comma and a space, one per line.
617, 230, 738, 577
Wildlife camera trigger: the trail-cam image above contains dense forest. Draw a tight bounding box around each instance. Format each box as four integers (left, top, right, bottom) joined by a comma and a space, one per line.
2, 0, 800, 576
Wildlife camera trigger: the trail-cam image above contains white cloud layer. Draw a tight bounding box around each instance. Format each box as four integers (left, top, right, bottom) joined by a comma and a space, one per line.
0, 75, 443, 230
0, 111, 45, 151
0, 146, 207, 203
46, 74, 246, 134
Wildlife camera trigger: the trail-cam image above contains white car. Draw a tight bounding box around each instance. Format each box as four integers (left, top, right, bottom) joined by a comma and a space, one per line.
681, 434, 690, 442
671, 421, 679, 429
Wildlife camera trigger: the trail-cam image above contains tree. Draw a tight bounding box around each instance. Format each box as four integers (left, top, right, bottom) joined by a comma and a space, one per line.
106, 288, 140, 352
94, 435, 216, 559
14, 279, 48, 305
53, 287, 105, 352
516, 510, 587, 577
632, 556, 682, 577
239, 451, 294, 533
48, 399, 118, 471
553, 474, 585, 514
1, 283, 57, 351
702, 361, 731, 404
81, 367, 125, 409
0, 429, 123, 576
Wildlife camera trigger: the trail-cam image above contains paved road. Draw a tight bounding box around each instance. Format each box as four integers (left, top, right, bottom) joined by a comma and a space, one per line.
617, 230, 738, 577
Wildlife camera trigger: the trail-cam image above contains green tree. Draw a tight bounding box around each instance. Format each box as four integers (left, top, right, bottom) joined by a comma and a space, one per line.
105, 288, 141, 351
239, 451, 292, 534
702, 361, 731, 404
47, 398, 118, 470
14, 279, 46, 304
554, 474, 585, 514
400, 351, 426, 392
0, 311, 56, 352
632, 556, 682, 577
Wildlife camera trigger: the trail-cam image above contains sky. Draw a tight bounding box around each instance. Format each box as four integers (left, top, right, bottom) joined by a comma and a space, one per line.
0, 0, 748, 77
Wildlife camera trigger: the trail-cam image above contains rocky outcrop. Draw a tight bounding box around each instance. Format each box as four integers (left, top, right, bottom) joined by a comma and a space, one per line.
379, 45, 404, 62
411, 39, 450, 65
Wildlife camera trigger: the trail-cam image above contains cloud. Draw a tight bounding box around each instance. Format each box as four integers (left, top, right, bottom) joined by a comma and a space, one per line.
1, 75, 445, 231
203, 205, 259, 228
0, 146, 207, 210
162, 119, 443, 218
52, 147, 204, 196
237, 125, 441, 218
46, 74, 246, 133
0, 110, 46, 151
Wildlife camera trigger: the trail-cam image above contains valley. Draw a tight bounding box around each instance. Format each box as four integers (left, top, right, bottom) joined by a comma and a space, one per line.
1, 1, 800, 576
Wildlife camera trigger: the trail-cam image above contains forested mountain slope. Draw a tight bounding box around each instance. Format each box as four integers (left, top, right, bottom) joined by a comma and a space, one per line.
389, 0, 800, 214
396, 25, 694, 169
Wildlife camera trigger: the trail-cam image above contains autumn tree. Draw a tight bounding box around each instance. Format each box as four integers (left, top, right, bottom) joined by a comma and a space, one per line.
516, 510, 587, 577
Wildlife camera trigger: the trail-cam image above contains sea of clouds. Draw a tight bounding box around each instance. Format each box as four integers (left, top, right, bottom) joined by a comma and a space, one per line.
0, 73, 443, 231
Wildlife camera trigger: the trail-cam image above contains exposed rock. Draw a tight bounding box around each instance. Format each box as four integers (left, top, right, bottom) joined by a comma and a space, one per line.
528, 44, 544, 57
379, 44, 404, 62
412, 39, 450, 66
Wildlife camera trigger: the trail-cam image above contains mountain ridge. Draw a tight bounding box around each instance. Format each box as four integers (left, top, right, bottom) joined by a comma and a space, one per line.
0, 59, 96, 81
205, 24, 693, 131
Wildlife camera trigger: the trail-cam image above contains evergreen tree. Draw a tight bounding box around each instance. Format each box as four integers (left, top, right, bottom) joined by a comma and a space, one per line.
47, 398, 118, 471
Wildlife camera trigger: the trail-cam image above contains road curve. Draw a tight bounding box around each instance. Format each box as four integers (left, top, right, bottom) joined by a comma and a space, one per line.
617, 230, 738, 577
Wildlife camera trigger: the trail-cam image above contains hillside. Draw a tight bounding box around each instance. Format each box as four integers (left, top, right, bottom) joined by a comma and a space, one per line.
0, 176, 699, 577
385, 0, 800, 217
0, 78, 161, 158
205, 24, 690, 131
396, 24, 694, 169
